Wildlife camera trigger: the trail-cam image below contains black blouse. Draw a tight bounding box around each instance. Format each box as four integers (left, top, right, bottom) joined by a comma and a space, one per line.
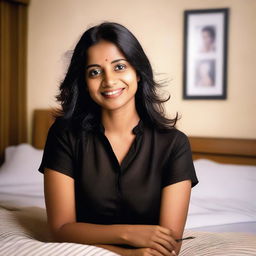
39, 119, 198, 225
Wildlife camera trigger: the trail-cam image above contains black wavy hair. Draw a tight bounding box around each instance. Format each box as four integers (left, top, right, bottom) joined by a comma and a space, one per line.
202, 26, 216, 41
56, 22, 177, 130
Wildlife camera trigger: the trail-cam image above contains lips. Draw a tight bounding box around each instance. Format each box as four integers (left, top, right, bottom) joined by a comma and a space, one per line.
101, 88, 125, 98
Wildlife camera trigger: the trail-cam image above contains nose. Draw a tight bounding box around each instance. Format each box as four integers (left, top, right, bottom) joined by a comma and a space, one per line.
102, 69, 117, 87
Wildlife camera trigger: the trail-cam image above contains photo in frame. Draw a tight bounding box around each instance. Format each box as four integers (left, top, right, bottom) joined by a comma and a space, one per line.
183, 8, 229, 99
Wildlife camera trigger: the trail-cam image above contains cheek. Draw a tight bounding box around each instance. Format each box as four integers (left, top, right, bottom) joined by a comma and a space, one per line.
122, 72, 138, 88
86, 81, 100, 99
86, 79, 98, 92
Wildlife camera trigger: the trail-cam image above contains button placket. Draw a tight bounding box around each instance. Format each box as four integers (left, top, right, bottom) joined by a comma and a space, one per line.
95, 120, 144, 223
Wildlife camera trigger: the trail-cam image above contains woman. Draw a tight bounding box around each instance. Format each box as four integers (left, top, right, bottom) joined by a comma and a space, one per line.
196, 60, 215, 87
39, 22, 198, 256
200, 26, 216, 53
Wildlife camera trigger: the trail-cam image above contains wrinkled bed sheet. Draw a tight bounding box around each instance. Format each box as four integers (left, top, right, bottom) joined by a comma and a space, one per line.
0, 206, 256, 256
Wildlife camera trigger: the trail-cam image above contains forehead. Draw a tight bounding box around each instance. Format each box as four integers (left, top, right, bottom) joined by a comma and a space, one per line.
86, 40, 125, 64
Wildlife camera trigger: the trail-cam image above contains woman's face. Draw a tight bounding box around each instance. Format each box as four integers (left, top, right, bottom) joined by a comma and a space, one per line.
85, 40, 139, 112
199, 62, 211, 77
202, 30, 214, 47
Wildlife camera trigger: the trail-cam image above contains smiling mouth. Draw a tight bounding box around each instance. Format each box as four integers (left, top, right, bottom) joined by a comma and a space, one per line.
101, 88, 125, 97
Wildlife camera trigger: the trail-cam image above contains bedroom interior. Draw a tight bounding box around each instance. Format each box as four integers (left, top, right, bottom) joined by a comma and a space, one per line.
0, 0, 256, 255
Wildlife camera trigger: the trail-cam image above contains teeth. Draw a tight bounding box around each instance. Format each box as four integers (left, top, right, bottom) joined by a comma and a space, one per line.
102, 89, 123, 96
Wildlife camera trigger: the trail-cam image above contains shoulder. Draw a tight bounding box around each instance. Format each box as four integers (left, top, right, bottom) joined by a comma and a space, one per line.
154, 126, 189, 144
147, 126, 192, 157
47, 118, 81, 142
48, 118, 71, 136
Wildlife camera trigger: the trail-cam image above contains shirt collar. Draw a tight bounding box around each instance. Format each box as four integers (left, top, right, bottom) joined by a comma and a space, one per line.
132, 119, 144, 135
95, 119, 144, 135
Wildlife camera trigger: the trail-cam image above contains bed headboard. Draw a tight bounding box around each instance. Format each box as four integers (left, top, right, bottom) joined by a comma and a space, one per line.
33, 109, 256, 165
33, 109, 55, 150
189, 137, 256, 165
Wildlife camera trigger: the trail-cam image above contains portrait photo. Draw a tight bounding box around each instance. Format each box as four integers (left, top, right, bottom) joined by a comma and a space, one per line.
198, 25, 216, 53
195, 59, 215, 87
183, 9, 229, 99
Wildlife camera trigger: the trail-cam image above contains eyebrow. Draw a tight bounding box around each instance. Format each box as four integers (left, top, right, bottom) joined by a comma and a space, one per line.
86, 58, 127, 70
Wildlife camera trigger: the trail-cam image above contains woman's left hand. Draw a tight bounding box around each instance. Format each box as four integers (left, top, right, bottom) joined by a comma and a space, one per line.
121, 224, 177, 255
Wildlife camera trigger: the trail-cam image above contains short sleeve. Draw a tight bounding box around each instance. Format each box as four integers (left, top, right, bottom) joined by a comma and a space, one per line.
162, 131, 198, 188
38, 120, 75, 178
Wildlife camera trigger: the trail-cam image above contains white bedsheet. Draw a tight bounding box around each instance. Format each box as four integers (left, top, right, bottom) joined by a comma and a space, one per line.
186, 159, 256, 232
0, 193, 45, 209
1, 206, 256, 256
189, 222, 256, 234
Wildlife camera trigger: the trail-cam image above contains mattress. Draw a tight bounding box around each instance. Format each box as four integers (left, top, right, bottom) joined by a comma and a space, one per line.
189, 222, 256, 234
0, 206, 256, 256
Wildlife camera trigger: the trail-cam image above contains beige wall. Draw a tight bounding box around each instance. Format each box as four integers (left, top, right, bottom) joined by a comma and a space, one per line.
27, 0, 256, 140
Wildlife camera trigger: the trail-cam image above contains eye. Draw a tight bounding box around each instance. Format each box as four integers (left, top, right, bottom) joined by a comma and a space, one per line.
88, 68, 102, 78
114, 63, 126, 71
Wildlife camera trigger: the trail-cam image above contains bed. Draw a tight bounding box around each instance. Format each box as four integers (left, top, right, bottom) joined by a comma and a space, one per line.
0, 109, 255, 255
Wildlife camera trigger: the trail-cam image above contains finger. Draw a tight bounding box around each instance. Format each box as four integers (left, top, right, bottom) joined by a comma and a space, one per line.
151, 241, 173, 256
172, 250, 177, 256
154, 229, 178, 251
158, 232, 178, 250
148, 248, 166, 256
153, 235, 174, 252
157, 226, 172, 236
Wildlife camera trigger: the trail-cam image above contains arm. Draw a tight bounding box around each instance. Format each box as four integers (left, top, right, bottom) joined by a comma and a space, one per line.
44, 169, 165, 256
44, 168, 136, 255
159, 180, 192, 255
44, 168, 177, 255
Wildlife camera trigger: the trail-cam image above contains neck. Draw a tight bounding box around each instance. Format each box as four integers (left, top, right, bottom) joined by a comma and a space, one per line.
101, 105, 140, 135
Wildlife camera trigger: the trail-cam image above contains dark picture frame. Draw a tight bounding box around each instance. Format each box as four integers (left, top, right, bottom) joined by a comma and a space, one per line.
183, 8, 229, 99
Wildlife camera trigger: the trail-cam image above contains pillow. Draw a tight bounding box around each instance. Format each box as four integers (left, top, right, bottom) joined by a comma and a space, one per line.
186, 159, 256, 228
191, 159, 256, 204
0, 144, 44, 196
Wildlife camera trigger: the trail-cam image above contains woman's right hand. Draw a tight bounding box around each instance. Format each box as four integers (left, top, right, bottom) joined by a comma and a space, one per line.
122, 225, 177, 256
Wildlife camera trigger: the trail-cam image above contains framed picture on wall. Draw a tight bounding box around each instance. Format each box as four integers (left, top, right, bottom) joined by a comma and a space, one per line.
183, 8, 229, 99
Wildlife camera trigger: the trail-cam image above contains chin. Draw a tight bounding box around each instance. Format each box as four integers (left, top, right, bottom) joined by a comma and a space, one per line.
101, 99, 136, 112
101, 103, 127, 112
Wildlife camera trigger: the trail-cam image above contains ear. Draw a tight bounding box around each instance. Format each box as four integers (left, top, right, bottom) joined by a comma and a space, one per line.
137, 74, 140, 82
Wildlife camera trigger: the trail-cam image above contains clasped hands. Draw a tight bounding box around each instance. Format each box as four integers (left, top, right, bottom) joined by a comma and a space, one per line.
122, 225, 178, 256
